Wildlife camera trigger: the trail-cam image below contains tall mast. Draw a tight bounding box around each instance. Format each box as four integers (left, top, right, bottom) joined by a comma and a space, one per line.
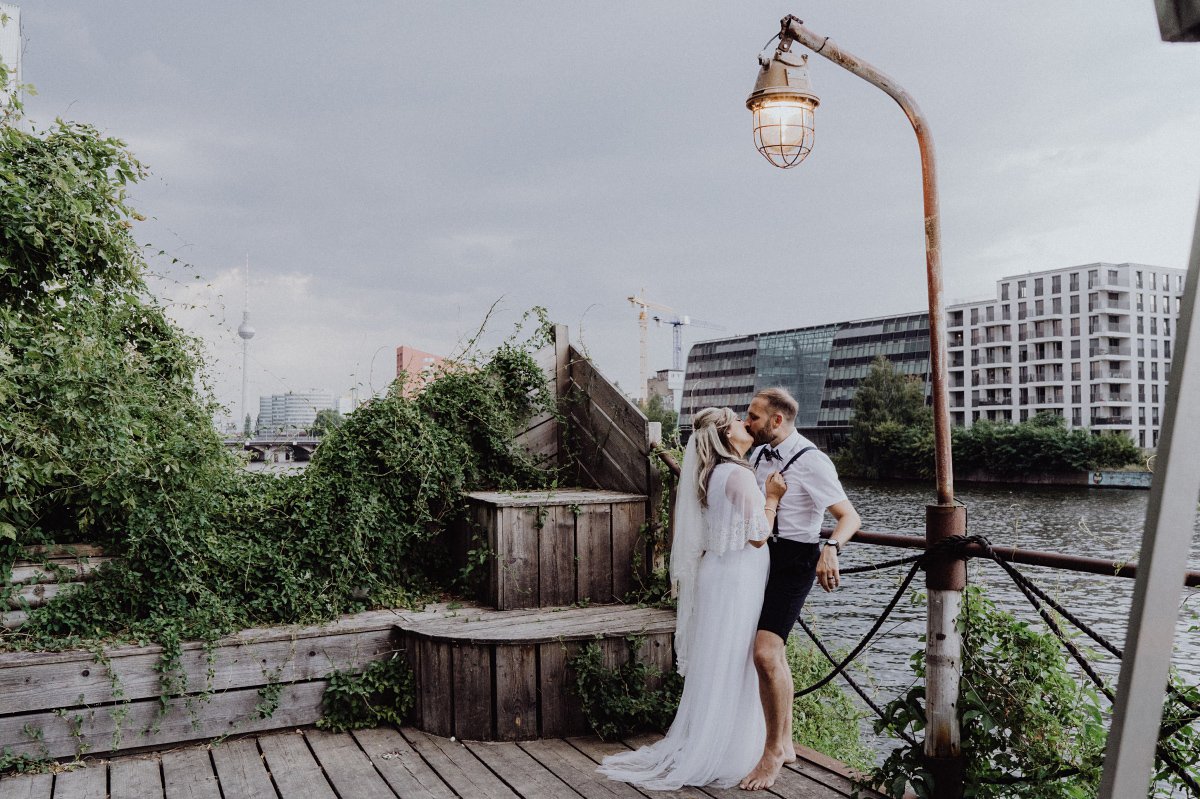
236, 254, 256, 434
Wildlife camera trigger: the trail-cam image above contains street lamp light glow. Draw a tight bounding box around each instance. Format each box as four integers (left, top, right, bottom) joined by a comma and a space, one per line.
746, 48, 819, 168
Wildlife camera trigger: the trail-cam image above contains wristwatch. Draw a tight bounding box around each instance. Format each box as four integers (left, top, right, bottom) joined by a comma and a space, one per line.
822, 539, 842, 556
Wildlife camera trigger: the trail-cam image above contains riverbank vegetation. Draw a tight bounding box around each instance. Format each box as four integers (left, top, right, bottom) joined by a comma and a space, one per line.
837, 357, 1144, 480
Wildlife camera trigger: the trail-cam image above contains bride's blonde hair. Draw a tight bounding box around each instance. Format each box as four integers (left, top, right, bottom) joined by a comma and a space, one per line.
691, 407, 750, 508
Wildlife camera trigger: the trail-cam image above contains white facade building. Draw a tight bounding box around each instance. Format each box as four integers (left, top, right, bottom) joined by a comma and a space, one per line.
0, 3, 22, 115
947, 263, 1185, 448
257, 391, 336, 434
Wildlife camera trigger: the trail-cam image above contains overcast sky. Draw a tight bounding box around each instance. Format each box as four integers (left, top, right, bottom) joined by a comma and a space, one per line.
16, 1, 1200, 422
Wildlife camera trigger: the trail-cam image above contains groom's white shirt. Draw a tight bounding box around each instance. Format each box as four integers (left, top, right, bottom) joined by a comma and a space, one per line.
750, 431, 848, 544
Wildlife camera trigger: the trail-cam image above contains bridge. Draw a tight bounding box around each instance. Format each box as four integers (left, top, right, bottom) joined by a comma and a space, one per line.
223, 434, 322, 461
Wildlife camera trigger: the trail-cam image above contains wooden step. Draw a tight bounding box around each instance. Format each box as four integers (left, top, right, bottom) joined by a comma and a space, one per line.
454, 489, 650, 610
397, 602, 675, 743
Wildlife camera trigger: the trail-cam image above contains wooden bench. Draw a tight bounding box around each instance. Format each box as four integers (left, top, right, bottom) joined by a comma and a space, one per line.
456, 490, 650, 609
398, 602, 675, 742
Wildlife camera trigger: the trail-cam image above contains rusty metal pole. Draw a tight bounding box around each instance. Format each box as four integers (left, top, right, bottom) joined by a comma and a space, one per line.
781, 17, 966, 798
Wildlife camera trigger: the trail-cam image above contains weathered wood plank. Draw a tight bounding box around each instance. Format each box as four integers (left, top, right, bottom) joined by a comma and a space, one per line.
519, 738, 644, 799
612, 501, 647, 600
539, 505, 576, 607
21, 545, 103, 559
465, 740, 585, 798
514, 414, 558, 463
0, 772, 53, 799
450, 643, 492, 740
785, 757, 858, 797
351, 726, 455, 799
567, 407, 648, 496
567, 736, 711, 799
399, 727, 519, 799
108, 753, 164, 799
554, 324, 571, 468
464, 491, 647, 508
635, 634, 674, 692
161, 748, 221, 799
496, 507, 539, 609
48, 765, 106, 799
537, 640, 588, 738
494, 644, 537, 740
210, 737, 278, 799
420, 639, 454, 738
398, 605, 675, 646
0, 609, 407, 716
577, 505, 614, 602
304, 729, 396, 799
257, 731, 337, 799
8, 558, 112, 586
0, 681, 327, 759
7, 582, 82, 610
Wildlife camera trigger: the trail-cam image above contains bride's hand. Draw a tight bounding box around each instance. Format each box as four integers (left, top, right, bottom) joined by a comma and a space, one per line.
765, 472, 787, 503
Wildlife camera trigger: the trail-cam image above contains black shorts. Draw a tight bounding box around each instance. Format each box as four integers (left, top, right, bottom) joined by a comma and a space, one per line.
756, 538, 821, 641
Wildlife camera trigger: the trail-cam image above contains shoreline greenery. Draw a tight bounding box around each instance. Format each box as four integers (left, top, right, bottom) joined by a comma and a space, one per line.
836, 357, 1143, 480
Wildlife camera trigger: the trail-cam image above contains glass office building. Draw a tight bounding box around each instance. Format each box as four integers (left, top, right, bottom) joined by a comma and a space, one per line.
679, 313, 931, 451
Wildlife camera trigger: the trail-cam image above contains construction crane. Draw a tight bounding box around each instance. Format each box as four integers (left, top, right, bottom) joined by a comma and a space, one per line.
627, 288, 725, 402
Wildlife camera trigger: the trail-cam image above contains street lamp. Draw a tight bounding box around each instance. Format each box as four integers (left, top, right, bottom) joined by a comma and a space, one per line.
750, 16, 967, 799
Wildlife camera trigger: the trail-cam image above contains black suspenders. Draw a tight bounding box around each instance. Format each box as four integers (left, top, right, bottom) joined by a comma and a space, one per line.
768, 446, 816, 539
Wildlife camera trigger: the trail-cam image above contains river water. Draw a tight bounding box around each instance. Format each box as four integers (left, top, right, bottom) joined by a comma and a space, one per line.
804, 479, 1200, 760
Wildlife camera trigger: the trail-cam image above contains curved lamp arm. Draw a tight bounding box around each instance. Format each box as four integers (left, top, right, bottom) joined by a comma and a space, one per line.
781, 15, 954, 507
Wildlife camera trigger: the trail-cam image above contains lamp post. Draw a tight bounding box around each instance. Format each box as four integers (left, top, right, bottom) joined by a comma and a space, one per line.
749, 16, 967, 798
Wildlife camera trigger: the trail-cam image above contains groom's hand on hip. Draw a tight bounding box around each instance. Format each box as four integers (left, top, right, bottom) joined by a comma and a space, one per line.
815, 548, 840, 592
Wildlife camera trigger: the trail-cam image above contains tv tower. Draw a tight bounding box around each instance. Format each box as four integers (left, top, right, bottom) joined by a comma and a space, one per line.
236, 255, 255, 434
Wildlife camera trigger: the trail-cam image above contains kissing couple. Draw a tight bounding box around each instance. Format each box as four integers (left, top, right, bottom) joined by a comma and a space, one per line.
597, 387, 861, 791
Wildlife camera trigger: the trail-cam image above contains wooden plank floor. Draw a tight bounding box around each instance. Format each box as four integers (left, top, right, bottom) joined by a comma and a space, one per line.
0, 726, 879, 799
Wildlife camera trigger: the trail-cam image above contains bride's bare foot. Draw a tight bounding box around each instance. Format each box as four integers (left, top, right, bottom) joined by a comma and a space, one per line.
739, 749, 786, 791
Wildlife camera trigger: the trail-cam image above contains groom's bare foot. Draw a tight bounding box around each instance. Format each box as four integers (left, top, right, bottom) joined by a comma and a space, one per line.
739, 749, 786, 791
784, 742, 797, 763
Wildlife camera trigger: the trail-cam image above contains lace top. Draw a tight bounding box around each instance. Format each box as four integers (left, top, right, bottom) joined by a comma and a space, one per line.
700, 462, 770, 557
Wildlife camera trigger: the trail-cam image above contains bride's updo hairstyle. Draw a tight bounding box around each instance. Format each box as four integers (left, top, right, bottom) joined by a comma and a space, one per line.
691, 407, 750, 508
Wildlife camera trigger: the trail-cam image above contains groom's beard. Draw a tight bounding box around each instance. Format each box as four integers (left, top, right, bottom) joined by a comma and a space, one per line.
751, 425, 776, 447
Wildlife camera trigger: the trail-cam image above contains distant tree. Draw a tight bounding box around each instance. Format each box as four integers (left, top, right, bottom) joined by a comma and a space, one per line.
243, 413, 251, 437
638, 393, 679, 446
311, 408, 345, 437
845, 356, 931, 478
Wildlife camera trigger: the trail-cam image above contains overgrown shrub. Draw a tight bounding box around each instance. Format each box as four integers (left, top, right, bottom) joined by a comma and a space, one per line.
317, 655, 416, 733
787, 633, 874, 774
571, 637, 683, 740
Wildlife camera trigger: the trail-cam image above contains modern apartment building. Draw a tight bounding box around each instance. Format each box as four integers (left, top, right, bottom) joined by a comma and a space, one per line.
257, 391, 336, 434
947, 262, 1185, 448
679, 312, 931, 450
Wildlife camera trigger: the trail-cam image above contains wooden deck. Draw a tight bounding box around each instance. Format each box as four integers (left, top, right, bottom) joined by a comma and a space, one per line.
0, 726, 881, 799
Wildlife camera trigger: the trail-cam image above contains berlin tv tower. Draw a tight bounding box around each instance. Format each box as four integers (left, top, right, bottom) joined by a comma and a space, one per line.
237, 255, 255, 435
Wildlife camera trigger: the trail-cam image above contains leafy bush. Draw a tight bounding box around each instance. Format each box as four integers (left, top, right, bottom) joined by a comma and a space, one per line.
0, 113, 557, 661
317, 655, 416, 733
787, 633, 874, 774
571, 636, 683, 740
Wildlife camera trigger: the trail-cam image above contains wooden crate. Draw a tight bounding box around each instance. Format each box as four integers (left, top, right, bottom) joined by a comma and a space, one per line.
458, 490, 649, 610
397, 603, 675, 741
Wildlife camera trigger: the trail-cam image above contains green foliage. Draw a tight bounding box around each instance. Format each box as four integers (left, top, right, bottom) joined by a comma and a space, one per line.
874, 585, 1109, 799
317, 655, 416, 733
839, 359, 1144, 479
0, 112, 557, 664
637, 393, 679, 447
787, 633, 874, 774
310, 408, 344, 436
571, 636, 683, 740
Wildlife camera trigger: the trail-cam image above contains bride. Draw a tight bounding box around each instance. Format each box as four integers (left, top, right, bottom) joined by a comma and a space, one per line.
597, 406, 787, 790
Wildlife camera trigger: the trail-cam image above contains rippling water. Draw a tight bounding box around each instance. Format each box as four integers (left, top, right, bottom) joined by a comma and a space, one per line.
803, 479, 1200, 760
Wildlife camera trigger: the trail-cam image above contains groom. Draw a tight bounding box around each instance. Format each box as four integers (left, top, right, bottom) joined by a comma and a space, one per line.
739, 388, 861, 792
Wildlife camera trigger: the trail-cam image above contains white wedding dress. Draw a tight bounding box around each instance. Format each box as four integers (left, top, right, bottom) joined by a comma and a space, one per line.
597, 455, 771, 790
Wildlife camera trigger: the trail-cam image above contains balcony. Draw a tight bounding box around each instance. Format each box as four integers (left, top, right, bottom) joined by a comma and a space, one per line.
1089, 344, 1131, 357
1107, 276, 1131, 288
1089, 320, 1131, 335
1091, 392, 1133, 404
1091, 416, 1133, 427
949, 374, 965, 388
1093, 369, 1132, 380
977, 398, 1012, 407
1104, 298, 1131, 311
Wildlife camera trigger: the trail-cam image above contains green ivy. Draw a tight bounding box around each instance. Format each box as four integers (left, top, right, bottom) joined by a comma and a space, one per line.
571, 636, 683, 740
317, 655, 416, 734
786, 632, 874, 775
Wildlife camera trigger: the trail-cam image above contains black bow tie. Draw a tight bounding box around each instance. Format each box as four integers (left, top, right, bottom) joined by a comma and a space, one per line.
760, 448, 783, 463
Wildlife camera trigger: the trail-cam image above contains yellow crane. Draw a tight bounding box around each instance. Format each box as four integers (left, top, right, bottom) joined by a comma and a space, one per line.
628, 288, 674, 403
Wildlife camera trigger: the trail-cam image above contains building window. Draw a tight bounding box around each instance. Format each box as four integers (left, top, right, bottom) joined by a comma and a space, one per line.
1052, 275, 1062, 294
1108, 269, 1119, 285
1165, 296, 1171, 314
1139, 430, 1146, 447
1151, 340, 1159, 358
1072, 407, 1082, 426
1070, 317, 1079, 336
1052, 297, 1062, 314
1150, 272, 1158, 291
1070, 273, 1080, 291
1136, 270, 1143, 289
970, 307, 979, 325
1153, 407, 1160, 426
1138, 361, 1145, 379
1151, 318, 1158, 335
1165, 341, 1172, 358
1020, 409, 1029, 422
1136, 294, 1144, 311
1152, 363, 1159, 382
1000, 283, 1010, 301
1034, 278, 1044, 296
986, 305, 995, 322
1151, 295, 1158, 313
1072, 361, 1081, 380
1166, 362, 1171, 380
1165, 318, 1171, 336
1088, 269, 1099, 289
1137, 316, 1144, 334
1139, 385, 1145, 403
1034, 299, 1044, 316
1139, 407, 1146, 425
1071, 384, 1081, 403
1137, 339, 1145, 356
1017, 281, 1027, 299
1019, 387, 1028, 405
1154, 430, 1160, 447
1070, 295, 1080, 314
1018, 303, 1027, 320
1002, 304, 1010, 320
973, 410, 981, 423
1071, 340, 1081, 358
